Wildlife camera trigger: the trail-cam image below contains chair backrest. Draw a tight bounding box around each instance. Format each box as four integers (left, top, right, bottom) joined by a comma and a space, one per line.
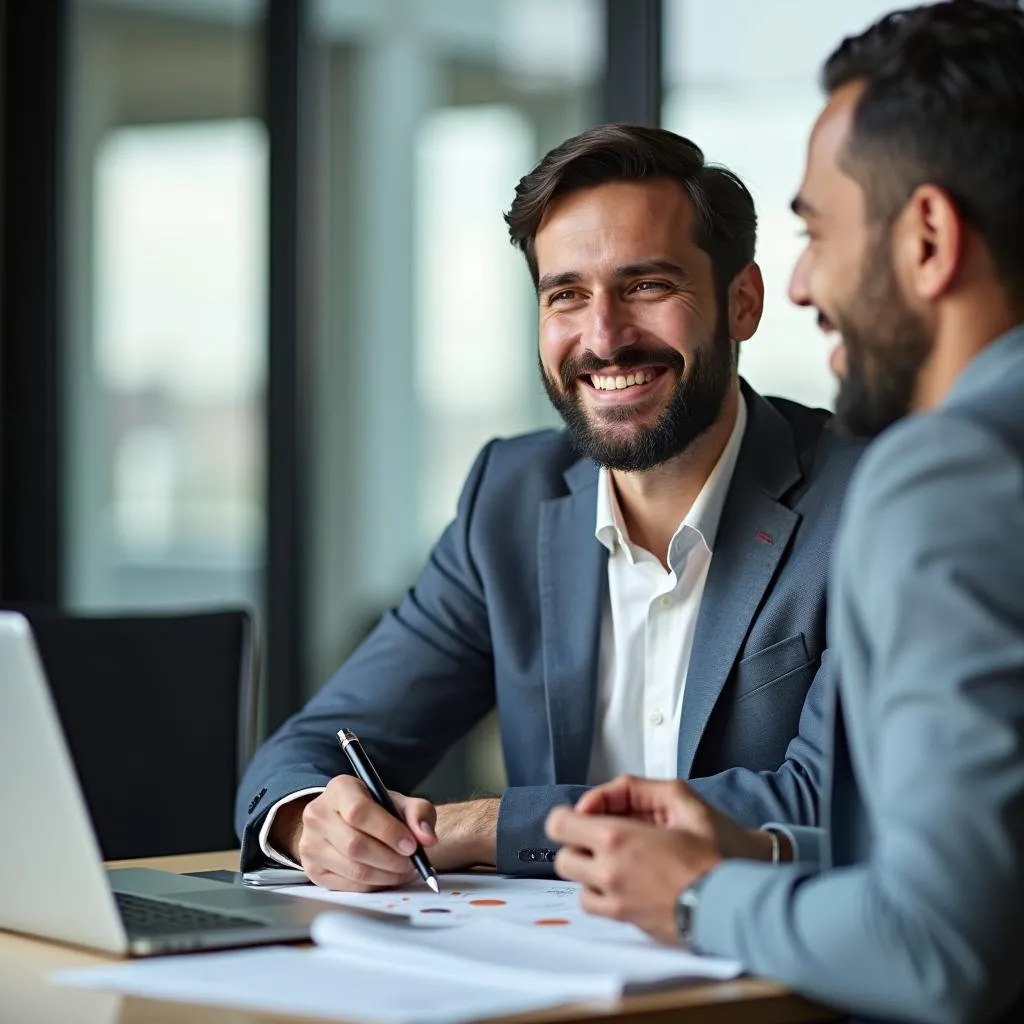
1, 606, 258, 860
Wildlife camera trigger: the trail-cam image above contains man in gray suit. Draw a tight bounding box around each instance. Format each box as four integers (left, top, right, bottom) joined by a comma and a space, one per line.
547, 3, 1024, 1021
237, 126, 862, 888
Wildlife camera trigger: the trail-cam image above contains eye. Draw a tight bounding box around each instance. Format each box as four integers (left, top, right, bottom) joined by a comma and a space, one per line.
631, 280, 670, 294
548, 289, 579, 306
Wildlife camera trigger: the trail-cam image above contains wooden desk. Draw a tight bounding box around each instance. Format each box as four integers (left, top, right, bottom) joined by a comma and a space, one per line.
0, 851, 838, 1024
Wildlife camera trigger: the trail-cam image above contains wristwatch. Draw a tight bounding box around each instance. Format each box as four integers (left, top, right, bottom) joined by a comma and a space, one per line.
675, 873, 710, 947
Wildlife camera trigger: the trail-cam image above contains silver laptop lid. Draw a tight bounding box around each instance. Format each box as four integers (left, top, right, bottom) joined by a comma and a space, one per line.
0, 612, 128, 954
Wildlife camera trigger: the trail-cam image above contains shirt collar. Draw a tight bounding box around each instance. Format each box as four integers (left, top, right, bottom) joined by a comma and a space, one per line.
595, 391, 748, 560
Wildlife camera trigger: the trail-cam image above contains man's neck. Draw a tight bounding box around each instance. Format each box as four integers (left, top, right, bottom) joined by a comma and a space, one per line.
610, 387, 740, 568
913, 275, 1021, 412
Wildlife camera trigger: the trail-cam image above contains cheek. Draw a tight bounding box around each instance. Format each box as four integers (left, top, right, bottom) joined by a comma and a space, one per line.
539, 316, 576, 370
649, 301, 707, 355
808, 255, 844, 312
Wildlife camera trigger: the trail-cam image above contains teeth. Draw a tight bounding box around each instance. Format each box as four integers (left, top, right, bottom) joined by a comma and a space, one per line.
591, 369, 653, 391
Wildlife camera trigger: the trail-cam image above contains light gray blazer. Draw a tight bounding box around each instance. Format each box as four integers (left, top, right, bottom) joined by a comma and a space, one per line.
695, 327, 1024, 1024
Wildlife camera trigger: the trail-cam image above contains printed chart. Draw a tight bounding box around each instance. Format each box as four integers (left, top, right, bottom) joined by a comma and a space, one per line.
274, 873, 652, 945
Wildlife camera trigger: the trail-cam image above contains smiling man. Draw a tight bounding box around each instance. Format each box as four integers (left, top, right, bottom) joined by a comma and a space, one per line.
236, 125, 863, 891
547, 4, 1024, 1022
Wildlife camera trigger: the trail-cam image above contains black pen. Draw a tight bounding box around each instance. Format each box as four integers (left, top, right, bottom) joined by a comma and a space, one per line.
337, 728, 440, 893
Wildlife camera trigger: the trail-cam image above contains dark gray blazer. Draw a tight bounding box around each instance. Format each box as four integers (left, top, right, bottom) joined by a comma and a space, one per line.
236, 381, 863, 874
694, 330, 1024, 1024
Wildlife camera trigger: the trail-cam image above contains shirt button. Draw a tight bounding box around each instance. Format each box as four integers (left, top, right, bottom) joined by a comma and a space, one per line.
659, 595, 673, 609
649, 710, 665, 726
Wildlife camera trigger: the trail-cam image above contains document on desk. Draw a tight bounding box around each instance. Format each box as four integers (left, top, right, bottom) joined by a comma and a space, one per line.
53, 875, 742, 1023
276, 872, 741, 974
53, 946, 613, 1024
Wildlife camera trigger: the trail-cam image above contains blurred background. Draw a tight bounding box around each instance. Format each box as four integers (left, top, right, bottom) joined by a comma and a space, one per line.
5, 0, 1011, 800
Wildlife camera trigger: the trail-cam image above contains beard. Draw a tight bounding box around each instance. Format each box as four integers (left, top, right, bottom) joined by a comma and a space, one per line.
831, 235, 933, 439
540, 303, 734, 473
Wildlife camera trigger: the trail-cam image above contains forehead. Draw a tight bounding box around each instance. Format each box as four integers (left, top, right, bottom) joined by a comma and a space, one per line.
798, 81, 866, 213
534, 179, 699, 271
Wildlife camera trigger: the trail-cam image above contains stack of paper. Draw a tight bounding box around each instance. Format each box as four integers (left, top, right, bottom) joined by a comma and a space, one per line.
54, 945, 611, 1023
309, 906, 743, 993
53, 874, 743, 1023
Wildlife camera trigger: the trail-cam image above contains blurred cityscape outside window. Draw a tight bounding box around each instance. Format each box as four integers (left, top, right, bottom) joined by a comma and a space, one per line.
95, 121, 266, 566
663, 0, 898, 411
65, 0, 265, 613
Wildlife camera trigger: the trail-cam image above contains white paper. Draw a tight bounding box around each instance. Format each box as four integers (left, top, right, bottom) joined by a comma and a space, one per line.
312, 911, 741, 990
272, 873, 653, 942
53, 875, 742, 1021
53, 946, 612, 1024
286, 873, 742, 989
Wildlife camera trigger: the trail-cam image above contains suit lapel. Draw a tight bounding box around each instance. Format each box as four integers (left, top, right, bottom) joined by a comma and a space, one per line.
676, 385, 803, 778
538, 459, 606, 784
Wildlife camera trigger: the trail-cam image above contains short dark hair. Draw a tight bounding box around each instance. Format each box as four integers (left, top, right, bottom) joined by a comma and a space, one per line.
504, 124, 756, 297
824, 0, 1024, 302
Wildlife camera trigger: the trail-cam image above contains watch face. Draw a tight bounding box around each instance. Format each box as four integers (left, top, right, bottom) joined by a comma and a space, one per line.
675, 887, 699, 944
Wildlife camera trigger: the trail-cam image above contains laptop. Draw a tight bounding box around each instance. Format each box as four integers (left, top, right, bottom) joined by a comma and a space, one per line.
0, 611, 324, 956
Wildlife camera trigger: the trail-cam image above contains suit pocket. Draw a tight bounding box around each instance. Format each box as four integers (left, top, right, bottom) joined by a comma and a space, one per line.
734, 632, 810, 700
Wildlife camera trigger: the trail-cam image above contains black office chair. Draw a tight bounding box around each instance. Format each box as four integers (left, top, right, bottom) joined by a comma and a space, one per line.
4, 606, 259, 860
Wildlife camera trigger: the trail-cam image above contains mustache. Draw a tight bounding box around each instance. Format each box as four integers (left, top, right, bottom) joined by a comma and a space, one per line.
558, 346, 685, 390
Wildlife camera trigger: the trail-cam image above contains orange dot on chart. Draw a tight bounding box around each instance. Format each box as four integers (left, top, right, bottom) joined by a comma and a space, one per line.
450, 891, 461, 896
534, 918, 570, 926
469, 898, 507, 907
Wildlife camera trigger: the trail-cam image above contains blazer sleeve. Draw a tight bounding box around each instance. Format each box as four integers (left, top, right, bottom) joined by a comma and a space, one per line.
691, 415, 1024, 1024
687, 650, 832, 830
235, 441, 501, 870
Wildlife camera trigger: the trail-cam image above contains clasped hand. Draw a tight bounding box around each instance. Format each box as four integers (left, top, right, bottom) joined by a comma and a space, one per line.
545, 775, 772, 944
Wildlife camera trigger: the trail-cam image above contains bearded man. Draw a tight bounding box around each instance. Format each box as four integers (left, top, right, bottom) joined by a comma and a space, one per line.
237, 124, 862, 891
548, 4, 1024, 1022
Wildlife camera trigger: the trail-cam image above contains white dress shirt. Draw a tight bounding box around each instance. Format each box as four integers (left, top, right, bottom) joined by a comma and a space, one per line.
260, 395, 748, 866
587, 394, 747, 783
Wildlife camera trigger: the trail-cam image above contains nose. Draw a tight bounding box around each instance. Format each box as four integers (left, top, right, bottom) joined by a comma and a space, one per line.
788, 247, 812, 308
585, 290, 638, 361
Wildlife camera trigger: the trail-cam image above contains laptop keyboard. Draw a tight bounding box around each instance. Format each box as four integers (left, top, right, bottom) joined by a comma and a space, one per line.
114, 890, 268, 937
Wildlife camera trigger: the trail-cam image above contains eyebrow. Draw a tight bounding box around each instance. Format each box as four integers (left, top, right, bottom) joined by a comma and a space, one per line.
536, 260, 689, 295
613, 259, 689, 282
536, 270, 582, 295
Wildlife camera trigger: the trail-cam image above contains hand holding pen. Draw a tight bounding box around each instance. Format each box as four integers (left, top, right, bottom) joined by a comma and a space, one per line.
271, 733, 439, 892
338, 728, 440, 893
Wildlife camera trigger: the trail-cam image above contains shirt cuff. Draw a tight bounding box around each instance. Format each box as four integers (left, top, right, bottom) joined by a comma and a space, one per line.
258, 787, 326, 868
761, 821, 827, 868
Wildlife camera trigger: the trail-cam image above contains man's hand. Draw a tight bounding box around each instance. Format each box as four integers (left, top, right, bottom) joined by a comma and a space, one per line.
574, 775, 780, 861
270, 776, 437, 891
546, 808, 713, 943
269, 779, 499, 892
545, 776, 781, 944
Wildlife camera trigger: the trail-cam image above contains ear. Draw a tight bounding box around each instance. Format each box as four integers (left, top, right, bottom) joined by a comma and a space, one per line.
898, 184, 963, 301
728, 261, 765, 343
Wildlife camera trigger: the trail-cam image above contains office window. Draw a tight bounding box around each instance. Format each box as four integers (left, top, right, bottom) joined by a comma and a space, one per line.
94, 121, 266, 564
415, 105, 535, 544
663, 0, 897, 410
65, 0, 265, 611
